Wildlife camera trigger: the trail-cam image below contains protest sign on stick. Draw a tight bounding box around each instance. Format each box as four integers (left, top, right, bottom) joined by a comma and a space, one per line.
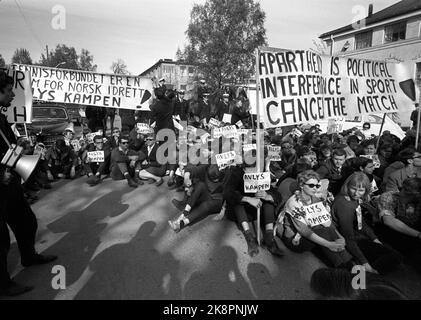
215, 151, 236, 170
87, 151, 105, 163
267, 145, 282, 161
243, 172, 271, 193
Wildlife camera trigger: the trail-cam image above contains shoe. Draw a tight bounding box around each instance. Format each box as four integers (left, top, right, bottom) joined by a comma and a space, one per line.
172, 198, 187, 211
127, 179, 138, 188
167, 177, 175, 187
133, 177, 144, 185
147, 179, 155, 184
155, 178, 164, 187
168, 219, 181, 233
0, 281, 33, 297
244, 231, 259, 257
267, 241, 284, 257
22, 253, 58, 267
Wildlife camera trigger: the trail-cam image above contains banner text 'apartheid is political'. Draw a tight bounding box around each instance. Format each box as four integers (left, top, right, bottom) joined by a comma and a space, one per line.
12, 64, 154, 111
258, 49, 413, 128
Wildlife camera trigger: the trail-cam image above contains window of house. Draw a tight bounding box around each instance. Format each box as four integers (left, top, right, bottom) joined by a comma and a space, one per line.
355, 31, 373, 49
384, 21, 406, 43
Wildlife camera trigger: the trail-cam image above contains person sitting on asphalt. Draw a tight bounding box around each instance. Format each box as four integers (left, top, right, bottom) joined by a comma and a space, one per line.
317, 148, 347, 196
82, 135, 111, 186
110, 135, 143, 188
168, 164, 225, 233
108, 127, 121, 149
63, 127, 75, 147
375, 177, 421, 272
45, 138, 78, 180
223, 151, 284, 258
137, 133, 165, 186
128, 124, 146, 152
332, 172, 402, 275
277, 170, 354, 269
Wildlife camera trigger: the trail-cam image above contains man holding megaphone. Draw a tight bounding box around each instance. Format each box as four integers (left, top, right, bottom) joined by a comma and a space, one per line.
0, 71, 57, 297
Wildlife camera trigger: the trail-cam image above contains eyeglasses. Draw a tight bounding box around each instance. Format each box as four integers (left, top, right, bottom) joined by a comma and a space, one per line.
146, 138, 154, 141
121, 141, 129, 145
304, 183, 321, 189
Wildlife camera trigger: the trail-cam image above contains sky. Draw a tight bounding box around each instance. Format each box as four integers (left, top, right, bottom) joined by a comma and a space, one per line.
0, 0, 400, 75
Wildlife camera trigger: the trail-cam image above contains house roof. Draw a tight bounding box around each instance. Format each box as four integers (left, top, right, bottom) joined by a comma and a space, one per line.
139, 59, 176, 77
319, 0, 421, 39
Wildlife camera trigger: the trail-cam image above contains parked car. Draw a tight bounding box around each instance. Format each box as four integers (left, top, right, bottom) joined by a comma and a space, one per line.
27, 104, 73, 147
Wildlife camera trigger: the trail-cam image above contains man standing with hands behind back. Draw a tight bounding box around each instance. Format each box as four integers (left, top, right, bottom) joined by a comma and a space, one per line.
0, 71, 57, 297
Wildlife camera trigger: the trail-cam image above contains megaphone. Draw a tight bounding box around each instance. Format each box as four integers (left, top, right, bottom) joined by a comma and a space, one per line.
0, 128, 40, 181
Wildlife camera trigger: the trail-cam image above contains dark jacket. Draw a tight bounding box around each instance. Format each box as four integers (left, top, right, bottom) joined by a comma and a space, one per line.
317, 159, 343, 195
150, 98, 174, 132
83, 144, 111, 175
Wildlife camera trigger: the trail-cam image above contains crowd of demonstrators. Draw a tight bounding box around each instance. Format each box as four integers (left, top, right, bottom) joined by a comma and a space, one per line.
2, 70, 421, 298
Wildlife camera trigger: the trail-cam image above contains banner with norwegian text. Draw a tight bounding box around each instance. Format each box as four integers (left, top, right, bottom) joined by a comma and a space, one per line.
257, 48, 414, 128
12, 64, 154, 111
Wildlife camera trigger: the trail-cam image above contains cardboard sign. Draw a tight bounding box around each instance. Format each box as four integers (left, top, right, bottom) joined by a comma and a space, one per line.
360, 154, 381, 168
243, 172, 271, 193
137, 122, 152, 134
208, 118, 222, 129
212, 125, 238, 139
258, 48, 414, 128
236, 120, 244, 128
87, 151, 105, 163
237, 128, 251, 136
243, 144, 257, 152
12, 64, 154, 111
267, 145, 282, 161
302, 202, 331, 227
215, 151, 236, 170
1, 68, 32, 123
222, 113, 232, 123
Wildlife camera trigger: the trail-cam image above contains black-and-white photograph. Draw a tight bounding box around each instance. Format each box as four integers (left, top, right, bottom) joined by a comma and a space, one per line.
1, 0, 421, 306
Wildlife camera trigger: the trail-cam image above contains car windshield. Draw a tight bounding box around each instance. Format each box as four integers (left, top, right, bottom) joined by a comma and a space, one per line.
33, 108, 67, 119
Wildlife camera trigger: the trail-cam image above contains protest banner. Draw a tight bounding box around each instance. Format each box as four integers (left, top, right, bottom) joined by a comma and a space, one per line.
208, 118, 222, 129
267, 145, 282, 161
1, 68, 32, 123
212, 125, 238, 139
257, 48, 414, 128
360, 154, 381, 168
302, 202, 331, 227
87, 150, 105, 163
11, 64, 154, 111
243, 144, 257, 152
215, 151, 236, 170
222, 113, 232, 123
137, 122, 152, 134
243, 172, 271, 193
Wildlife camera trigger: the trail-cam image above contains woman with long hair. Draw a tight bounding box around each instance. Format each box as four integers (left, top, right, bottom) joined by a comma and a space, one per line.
278, 170, 354, 269
332, 172, 402, 274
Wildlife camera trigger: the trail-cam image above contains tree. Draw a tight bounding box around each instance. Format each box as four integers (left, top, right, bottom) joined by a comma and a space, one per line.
38, 44, 79, 69
79, 49, 97, 72
0, 54, 5, 68
12, 48, 33, 65
179, 0, 267, 88
111, 59, 129, 75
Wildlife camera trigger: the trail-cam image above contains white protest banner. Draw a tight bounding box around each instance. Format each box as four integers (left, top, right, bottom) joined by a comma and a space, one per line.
267, 145, 282, 161
361, 154, 381, 168
215, 151, 236, 170
222, 113, 232, 123
258, 48, 415, 128
243, 172, 271, 193
1, 68, 32, 123
243, 144, 257, 152
212, 125, 238, 139
137, 122, 152, 134
302, 202, 331, 227
12, 64, 154, 111
87, 151, 105, 163
208, 118, 222, 129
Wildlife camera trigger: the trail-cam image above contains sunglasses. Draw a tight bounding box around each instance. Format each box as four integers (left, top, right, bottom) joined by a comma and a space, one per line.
146, 138, 154, 141
304, 183, 321, 189
121, 141, 129, 145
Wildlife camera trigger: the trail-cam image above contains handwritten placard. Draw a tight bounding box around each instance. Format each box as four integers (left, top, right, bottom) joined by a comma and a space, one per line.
212, 125, 238, 139
267, 145, 282, 161
243, 144, 257, 152
222, 113, 232, 123
302, 202, 331, 227
215, 151, 236, 170
243, 172, 271, 193
137, 122, 152, 134
87, 151, 105, 163
208, 118, 222, 129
